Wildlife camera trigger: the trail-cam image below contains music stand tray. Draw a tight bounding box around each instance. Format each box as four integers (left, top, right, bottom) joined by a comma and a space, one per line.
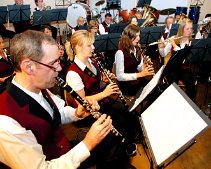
140, 83, 210, 168
32, 10, 52, 26
51, 8, 67, 22
7, 5, 31, 23
0, 6, 8, 24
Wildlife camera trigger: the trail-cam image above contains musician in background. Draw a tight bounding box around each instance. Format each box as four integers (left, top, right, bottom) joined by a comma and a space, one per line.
14, 0, 23, 5
39, 24, 58, 41
87, 20, 100, 35
99, 13, 112, 34
0, 30, 115, 169
0, 35, 14, 93
114, 24, 154, 96
34, 0, 46, 11
72, 16, 86, 34
128, 15, 138, 26
161, 16, 175, 41
159, 18, 195, 99
174, 13, 181, 24
66, 30, 141, 159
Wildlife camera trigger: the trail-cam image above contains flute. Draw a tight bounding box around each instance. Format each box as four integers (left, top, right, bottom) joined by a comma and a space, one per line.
93, 54, 130, 109
148, 34, 195, 46
56, 77, 125, 142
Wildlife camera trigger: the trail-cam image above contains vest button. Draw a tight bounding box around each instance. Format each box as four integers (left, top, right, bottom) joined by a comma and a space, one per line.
60, 145, 63, 149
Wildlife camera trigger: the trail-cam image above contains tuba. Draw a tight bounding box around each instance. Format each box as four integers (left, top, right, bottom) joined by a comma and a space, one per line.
141, 5, 159, 27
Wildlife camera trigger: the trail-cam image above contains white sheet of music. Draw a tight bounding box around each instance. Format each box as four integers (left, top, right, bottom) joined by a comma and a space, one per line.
141, 84, 208, 166
129, 65, 165, 112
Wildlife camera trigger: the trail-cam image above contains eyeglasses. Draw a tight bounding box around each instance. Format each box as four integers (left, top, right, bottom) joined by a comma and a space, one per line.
31, 59, 60, 71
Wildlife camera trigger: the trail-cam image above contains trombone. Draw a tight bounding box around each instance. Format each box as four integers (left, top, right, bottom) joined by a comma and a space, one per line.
148, 34, 195, 46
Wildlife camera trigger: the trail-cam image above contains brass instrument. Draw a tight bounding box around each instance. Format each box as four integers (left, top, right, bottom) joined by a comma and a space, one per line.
141, 5, 159, 27
93, 54, 130, 109
148, 34, 195, 46
56, 77, 125, 142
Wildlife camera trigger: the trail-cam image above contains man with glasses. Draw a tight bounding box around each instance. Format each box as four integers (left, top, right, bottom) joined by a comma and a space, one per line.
0, 30, 127, 169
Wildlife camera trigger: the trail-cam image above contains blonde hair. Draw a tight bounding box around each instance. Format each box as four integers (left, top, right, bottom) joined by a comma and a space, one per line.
177, 18, 193, 37
70, 30, 95, 54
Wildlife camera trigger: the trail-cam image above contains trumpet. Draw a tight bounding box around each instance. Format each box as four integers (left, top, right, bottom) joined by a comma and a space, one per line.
148, 34, 195, 46
56, 77, 125, 142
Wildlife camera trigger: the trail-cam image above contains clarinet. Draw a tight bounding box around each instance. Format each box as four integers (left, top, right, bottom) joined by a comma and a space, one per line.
93, 54, 129, 109
56, 77, 125, 142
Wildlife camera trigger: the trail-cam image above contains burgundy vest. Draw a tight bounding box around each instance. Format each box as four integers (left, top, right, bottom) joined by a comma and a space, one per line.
0, 58, 14, 78
117, 50, 142, 96
0, 83, 71, 161
67, 59, 109, 107
101, 21, 109, 33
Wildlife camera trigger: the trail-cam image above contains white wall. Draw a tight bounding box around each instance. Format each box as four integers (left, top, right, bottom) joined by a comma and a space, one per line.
0, 0, 210, 29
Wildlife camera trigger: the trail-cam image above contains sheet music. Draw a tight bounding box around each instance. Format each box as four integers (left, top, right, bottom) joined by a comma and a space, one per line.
129, 65, 165, 112
141, 84, 208, 166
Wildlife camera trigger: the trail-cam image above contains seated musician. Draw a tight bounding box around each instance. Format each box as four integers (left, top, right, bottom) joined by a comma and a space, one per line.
128, 15, 138, 26
72, 16, 86, 34
114, 24, 154, 96
0, 30, 127, 169
34, 0, 46, 11
0, 35, 14, 93
87, 20, 100, 35
99, 13, 112, 34
66, 30, 141, 158
159, 18, 195, 100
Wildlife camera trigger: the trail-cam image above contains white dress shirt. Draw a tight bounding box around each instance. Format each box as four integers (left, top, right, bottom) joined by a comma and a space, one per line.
99, 22, 110, 35
66, 56, 97, 92
0, 78, 90, 169
114, 49, 143, 81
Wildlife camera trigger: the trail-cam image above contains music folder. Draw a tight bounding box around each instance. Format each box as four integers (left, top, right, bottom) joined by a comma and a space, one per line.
140, 83, 210, 168
129, 65, 165, 112
129, 46, 193, 112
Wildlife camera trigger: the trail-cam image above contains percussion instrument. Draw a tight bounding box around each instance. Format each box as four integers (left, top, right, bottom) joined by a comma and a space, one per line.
188, 6, 201, 24
119, 9, 137, 22
66, 3, 91, 28
95, 0, 105, 6
175, 7, 187, 15
159, 8, 176, 15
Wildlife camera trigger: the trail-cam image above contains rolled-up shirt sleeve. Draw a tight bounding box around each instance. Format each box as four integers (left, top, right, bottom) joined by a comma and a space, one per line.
0, 115, 90, 169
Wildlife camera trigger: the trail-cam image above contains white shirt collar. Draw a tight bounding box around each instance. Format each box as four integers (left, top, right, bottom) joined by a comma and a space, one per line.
74, 56, 92, 71
12, 78, 43, 104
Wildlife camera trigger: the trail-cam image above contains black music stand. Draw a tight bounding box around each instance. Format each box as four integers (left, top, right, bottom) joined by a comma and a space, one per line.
7, 5, 30, 23
108, 23, 127, 33
0, 6, 8, 24
140, 26, 165, 44
186, 39, 211, 64
94, 34, 109, 52
140, 82, 209, 169
32, 10, 52, 26
107, 33, 121, 51
77, 25, 87, 30
51, 8, 67, 22
138, 19, 146, 27
51, 8, 68, 44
